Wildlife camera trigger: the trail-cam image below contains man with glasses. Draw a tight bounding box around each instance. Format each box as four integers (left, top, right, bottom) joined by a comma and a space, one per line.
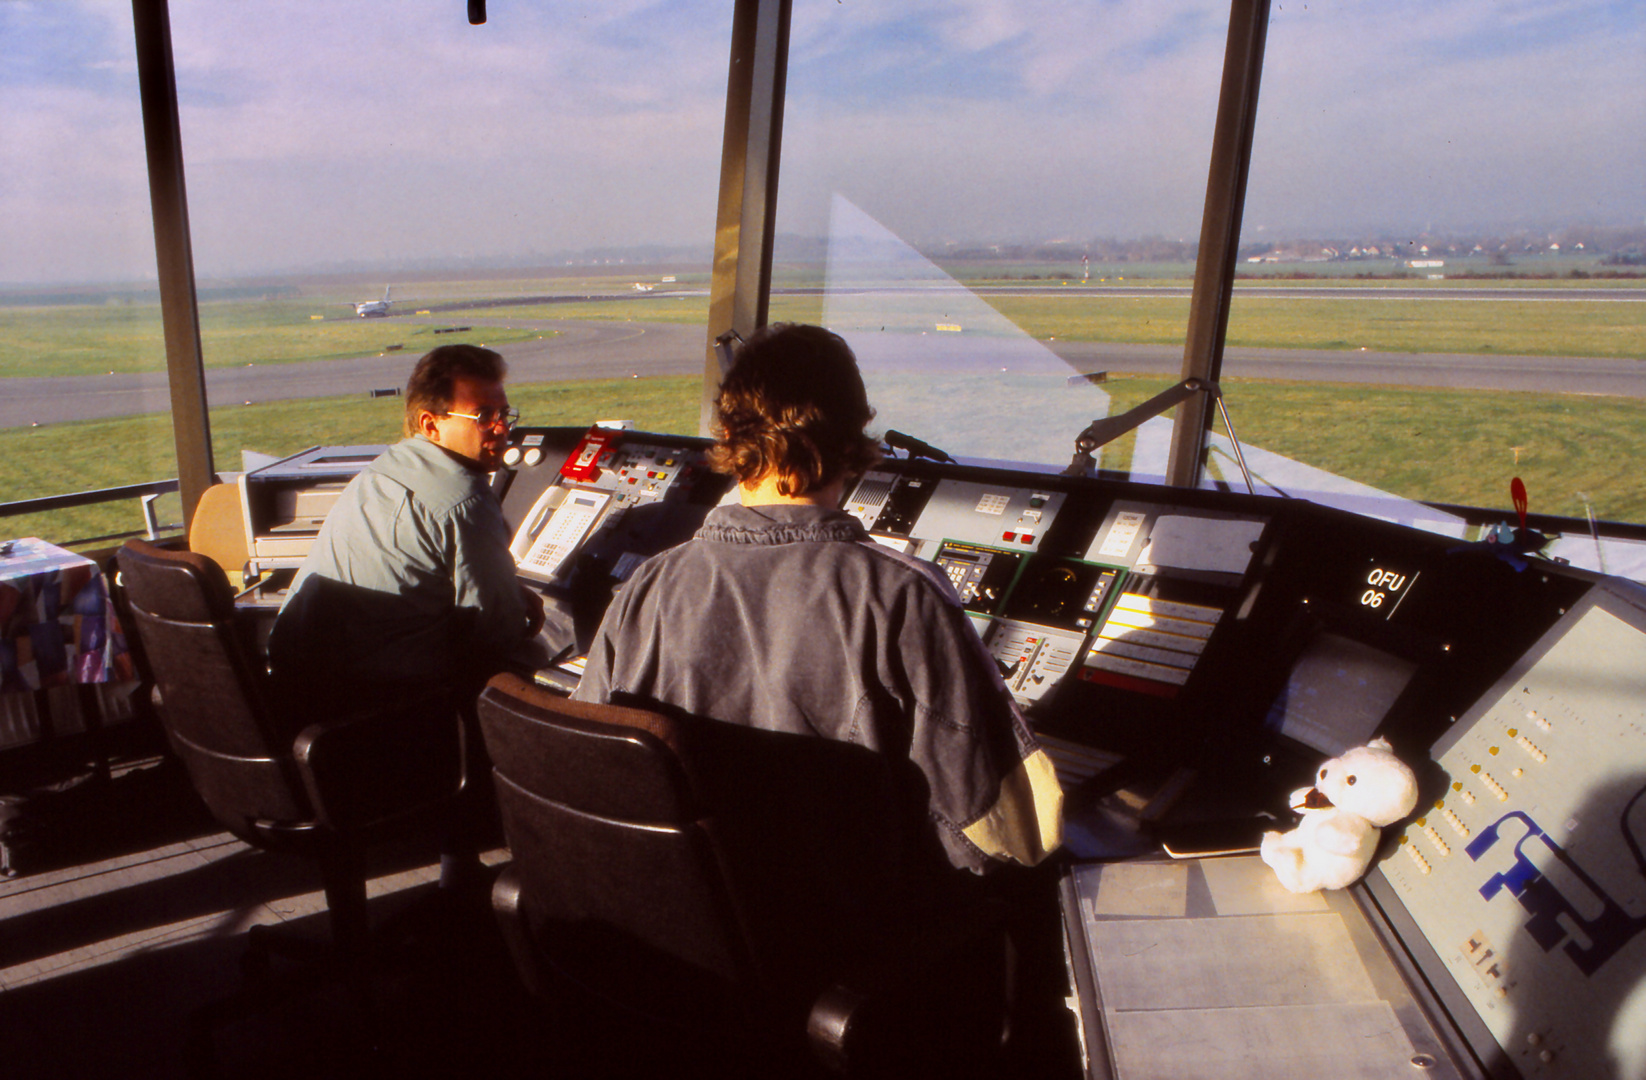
270, 344, 543, 716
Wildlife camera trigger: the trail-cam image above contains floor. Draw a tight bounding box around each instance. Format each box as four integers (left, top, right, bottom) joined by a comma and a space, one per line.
0, 753, 549, 1079
0, 746, 1086, 1080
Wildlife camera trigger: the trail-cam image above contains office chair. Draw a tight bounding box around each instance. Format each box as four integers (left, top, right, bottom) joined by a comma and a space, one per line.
115, 540, 471, 1056
187, 481, 252, 584
477, 671, 1013, 1078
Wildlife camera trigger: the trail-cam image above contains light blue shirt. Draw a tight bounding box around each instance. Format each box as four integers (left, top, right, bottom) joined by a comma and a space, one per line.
270, 435, 528, 699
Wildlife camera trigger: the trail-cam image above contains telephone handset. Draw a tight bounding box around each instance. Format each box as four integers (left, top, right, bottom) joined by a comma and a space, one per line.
511, 486, 611, 582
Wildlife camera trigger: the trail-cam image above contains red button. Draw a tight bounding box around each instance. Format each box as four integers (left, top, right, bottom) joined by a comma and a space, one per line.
1002, 531, 1016, 542
1021, 534, 1034, 544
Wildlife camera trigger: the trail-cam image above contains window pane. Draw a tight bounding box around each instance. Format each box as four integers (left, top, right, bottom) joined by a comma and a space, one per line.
1232, 2, 1646, 573
776, 2, 1645, 580
167, 0, 728, 469
1, 2, 179, 548
777, 2, 1230, 471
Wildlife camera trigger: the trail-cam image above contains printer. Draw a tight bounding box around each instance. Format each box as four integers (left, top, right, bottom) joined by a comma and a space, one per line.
238, 445, 386, 580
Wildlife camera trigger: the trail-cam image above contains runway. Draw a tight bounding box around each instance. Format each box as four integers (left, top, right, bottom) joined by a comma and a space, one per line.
1042, 341, 1646, 397
821, 284, 1646, 303
2, 314, 1642, 430
0, 320, 706, 429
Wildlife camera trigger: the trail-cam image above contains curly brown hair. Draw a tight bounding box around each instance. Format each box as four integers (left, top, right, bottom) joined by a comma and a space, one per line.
402, 344, 508, 436
708, 324, 880, 496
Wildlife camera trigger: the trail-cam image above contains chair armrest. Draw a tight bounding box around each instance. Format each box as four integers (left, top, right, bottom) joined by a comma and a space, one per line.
806, 897, 1013, 1075
292, 700, 466, 834
491, 864, 549, 999
232, 604, 278, 668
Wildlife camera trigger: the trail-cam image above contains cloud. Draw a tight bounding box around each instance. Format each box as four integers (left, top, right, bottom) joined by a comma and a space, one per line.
2, 0, 1641, 284
0, 4, 153, 284
1244, 1, 1646, 232
776, 0, 1643, 245
162, 0, 732, 274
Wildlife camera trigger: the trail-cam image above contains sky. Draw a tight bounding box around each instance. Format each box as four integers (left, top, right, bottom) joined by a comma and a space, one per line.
2, 0, 1642, 285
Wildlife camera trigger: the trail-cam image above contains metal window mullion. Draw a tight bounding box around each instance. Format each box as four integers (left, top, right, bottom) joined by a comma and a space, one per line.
1166, 0, 1271, 488
702, 0, 792, 435
133, 0, 214, 526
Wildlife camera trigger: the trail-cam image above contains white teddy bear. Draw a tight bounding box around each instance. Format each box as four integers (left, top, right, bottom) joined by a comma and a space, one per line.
1259, 737, 1418, 893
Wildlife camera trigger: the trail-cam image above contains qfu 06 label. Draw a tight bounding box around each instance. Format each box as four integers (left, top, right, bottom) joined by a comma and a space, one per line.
1361, 566, 1417, 618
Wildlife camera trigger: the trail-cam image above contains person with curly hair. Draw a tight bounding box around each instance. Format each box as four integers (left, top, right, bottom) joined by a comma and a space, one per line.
574, 323, 1062, 874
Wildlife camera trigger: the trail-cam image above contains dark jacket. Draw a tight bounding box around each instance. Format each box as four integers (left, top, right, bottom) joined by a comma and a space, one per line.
574, 502, 1062, 872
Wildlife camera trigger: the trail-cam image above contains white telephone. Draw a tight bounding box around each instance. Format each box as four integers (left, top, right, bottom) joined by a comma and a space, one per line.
510, 486, 611, 581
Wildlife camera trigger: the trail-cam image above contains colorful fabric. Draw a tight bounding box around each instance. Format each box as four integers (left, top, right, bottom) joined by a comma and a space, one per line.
0, 539, 133, 692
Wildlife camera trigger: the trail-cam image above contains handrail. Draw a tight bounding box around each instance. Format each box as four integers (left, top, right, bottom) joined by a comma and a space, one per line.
0, 479, 184, 550
1419, 501, 1646, 544
0, 479, 180, 518
3, 478, 1641, 559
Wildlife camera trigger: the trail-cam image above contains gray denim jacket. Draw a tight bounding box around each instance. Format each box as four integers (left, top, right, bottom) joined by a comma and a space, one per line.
575, 502, 1063, 872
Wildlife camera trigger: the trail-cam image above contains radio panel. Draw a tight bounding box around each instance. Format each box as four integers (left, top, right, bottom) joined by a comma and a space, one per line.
986, 624, 1088, 703
497, 426, 731, 662
846, 471, 939, 537
909, 479, 1066, 554
487, 426, 1641, 1080
1372, 584, 1646, 1080
1000, 560, 1121, 634
932, 542, 1022, 615
504, 430, 722, 578
839, 467, 1268, 719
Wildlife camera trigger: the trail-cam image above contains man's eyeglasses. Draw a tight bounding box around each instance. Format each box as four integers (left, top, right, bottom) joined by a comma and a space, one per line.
444, 406, 520, 430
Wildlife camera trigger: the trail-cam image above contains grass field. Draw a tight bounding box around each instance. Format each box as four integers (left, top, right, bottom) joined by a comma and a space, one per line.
0, 299, 550, 378
7, 269, 1637, 381
6, 372, 1641, 548
989, 295, 1645, 359
3, 267, 1642, 547
777, 253, 1643, 286
1100, 375, 1646, 522
429, 290, 1643, 361
0, 376, 702, 546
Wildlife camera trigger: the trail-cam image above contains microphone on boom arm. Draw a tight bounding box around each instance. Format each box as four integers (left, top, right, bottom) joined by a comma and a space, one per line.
884, 430, 955, 464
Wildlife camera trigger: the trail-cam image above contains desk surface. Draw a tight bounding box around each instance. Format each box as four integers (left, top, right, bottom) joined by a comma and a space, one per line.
0, 537, 93, 580
1060, 856, 1468, 1080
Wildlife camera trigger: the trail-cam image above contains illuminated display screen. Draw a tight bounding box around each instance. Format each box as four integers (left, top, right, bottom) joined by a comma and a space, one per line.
1263, 633, 1418, 756
1357, 565, 1420, 620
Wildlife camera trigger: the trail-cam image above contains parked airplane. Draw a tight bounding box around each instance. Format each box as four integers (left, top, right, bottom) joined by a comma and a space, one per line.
354, 286, 392, 317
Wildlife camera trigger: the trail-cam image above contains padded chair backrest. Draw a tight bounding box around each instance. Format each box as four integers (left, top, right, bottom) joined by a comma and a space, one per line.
117, 539, 313, 834
478, 675, 754, 999
188, 481, 251, 581
478, 673, 939, 1018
